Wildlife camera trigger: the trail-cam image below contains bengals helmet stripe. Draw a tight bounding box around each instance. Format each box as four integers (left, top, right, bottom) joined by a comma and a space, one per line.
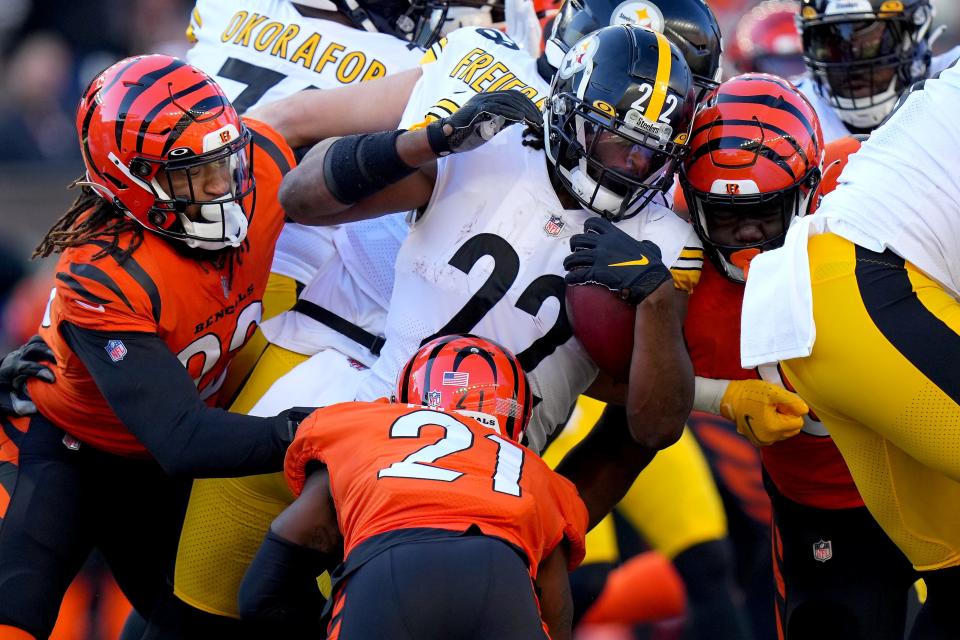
113, 58, 189, 149
135, 79, 210, 153
159, 94, 232, 157
645, 30, 674, 123
98, 57, 145, 97
685, 134, 800, 181
397, 334, 532, 443
689, 119, 811, 170
79, 102, 105, 181
715, 92, 821, 158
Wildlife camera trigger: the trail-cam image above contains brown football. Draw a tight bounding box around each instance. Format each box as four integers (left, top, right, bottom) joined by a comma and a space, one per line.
565, 282, 636, 382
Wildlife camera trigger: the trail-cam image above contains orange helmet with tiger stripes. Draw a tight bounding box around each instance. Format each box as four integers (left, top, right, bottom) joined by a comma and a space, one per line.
76, 55, 254, 251
396, 334, 533, 444
680, 73, 824, 282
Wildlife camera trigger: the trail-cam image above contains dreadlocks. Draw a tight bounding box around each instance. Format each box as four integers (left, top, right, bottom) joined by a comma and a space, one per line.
33, 179, 145, 263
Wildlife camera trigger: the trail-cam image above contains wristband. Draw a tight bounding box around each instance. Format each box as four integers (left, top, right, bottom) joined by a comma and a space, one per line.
322, 130, 414, 205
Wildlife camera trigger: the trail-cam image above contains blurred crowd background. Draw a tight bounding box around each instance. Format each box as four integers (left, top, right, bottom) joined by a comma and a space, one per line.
0, 1, 959, 636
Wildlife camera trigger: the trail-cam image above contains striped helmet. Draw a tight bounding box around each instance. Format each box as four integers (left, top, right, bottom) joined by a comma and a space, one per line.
679, 73, 824, 282
76, 55, 254, 251
396, 334, 532, 443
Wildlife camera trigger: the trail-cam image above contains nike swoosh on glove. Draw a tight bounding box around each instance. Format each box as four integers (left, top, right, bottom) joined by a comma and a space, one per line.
0, 334, 56, 416
563, 216, 672, 305
426, 90, 543, 156
719, 379, 808, 447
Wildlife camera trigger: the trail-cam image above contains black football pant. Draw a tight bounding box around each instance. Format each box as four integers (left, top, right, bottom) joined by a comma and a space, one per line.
328, 535, 548, 639
768, 474, 919, 640
0, 414, 190, 639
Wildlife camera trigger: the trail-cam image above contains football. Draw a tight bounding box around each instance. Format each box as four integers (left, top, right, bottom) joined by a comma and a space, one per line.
565, 282, 636, 382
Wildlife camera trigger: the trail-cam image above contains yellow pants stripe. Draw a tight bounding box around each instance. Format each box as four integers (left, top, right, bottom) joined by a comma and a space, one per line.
782, 233, 960, 570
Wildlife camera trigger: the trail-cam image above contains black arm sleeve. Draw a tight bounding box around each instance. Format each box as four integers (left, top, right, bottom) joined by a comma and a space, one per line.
61, 322, 294, 478
237, 528, 330, 635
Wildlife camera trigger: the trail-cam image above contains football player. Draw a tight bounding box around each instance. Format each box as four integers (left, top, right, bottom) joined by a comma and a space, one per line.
238, 335, 588, 639
0, 56, 306, 640
281, 23, 701, 457
170, 0, 503, 626
740, 60, 960, 638
184, 0, 506, 325
171, 0, 718, 626
682, 73, 919, 639
796, 0, 960, 141
182, 0, 425, 409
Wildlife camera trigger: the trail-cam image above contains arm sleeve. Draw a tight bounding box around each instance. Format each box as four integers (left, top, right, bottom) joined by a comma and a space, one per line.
61, 322, 293, 477
551, 474, 589, 571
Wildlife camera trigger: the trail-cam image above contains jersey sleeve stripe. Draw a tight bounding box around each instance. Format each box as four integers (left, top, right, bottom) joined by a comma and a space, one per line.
70, 262, 136, 311
250, 129, 293, 176
88, 240, 162, 324
55, 272, 112, 305
420, 37, 448, 64
671, 268, 701, 293
435, 98, 461, 114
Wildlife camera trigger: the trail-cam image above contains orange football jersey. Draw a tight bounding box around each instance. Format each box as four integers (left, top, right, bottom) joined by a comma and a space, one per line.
286, 400, 589, 577
28, 117, 293, 456
685, 136, 864, 510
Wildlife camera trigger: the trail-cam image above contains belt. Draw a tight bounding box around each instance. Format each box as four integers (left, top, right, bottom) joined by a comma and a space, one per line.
292, 299, 385, 357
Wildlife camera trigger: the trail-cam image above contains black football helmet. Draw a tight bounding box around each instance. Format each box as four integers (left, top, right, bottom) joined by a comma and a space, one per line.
798, 0, 935, 131
545, 24, 696, 220
544, 0, 722, 99
296, 0, 499, 47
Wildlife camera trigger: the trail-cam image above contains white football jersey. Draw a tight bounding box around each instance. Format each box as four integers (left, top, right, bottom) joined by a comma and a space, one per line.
399, 25, 549, 128
265, 25, 556, 356
794, 47, 960, 143
354, 125, 702, 453
186, 0, 421, 284
741, 57, 960, 367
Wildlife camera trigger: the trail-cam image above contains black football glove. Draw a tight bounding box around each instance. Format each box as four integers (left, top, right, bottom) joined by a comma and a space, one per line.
564, 217, 673, 305
426, 90, 543, 156
0, 334, 56, 416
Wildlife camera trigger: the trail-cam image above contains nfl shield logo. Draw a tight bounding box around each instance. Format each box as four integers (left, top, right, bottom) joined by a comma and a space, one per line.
813, 539, 833, 562
427, 390, 442, 407
544, 215, 565, 236
105, 339, 127, 362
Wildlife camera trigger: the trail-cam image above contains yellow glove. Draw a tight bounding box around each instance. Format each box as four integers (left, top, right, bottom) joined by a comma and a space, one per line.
719, 379, 809, 447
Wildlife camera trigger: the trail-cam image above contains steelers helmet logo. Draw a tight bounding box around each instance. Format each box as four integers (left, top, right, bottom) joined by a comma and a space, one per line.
558, 34, 599, 79
610, 0, 665, 32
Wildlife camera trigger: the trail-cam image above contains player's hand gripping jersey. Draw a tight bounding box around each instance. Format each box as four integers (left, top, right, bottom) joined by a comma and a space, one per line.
28, 118, 293, 456
186, 0, 422, 287
285, 400, 589, 575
